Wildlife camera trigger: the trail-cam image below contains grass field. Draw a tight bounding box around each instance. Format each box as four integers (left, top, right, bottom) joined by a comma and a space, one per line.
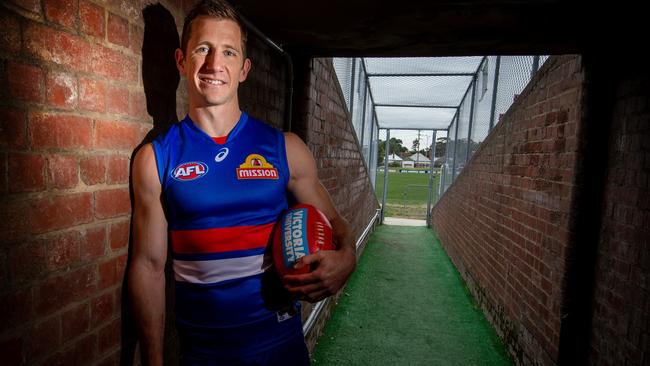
374, 171, 440, 218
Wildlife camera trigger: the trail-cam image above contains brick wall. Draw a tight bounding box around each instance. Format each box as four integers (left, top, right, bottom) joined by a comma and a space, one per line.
0, 1, 163, 364
588, 72, 650, 365
291, 57, 380, 350
432, 55, 585, 366
0, 1, 377, 365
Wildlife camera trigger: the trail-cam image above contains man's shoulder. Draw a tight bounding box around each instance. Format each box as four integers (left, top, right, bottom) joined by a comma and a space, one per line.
152, 119, 185, 147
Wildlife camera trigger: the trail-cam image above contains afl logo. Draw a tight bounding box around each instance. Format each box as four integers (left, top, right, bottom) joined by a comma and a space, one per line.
171, 162, 208, 181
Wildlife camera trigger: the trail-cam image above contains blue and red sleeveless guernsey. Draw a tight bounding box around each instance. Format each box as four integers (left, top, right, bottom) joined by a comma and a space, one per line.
152, 112, 304, 361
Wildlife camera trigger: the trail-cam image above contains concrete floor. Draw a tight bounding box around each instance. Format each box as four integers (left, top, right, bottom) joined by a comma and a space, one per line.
382, 217, 427, 226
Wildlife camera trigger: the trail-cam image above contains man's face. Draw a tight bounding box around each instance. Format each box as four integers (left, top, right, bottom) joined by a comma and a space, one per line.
176, 16, 251, 109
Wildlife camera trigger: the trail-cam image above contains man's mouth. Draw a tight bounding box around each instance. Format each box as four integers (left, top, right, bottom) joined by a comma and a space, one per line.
199, 77, 226, 85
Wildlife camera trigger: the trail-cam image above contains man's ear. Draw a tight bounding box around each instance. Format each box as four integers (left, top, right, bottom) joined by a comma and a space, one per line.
175, 48, 185, 74
239, 58, 252, 82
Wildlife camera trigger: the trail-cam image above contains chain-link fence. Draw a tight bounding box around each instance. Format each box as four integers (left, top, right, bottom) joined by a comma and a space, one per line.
332, 56, 548, 218
439, 56, 547, 197
333, 58, 380, 189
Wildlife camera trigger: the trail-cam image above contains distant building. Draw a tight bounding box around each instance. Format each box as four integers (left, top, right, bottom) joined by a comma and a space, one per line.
402, 159, 415, 168
405, 153, 431, 168
387, 154, 403, 164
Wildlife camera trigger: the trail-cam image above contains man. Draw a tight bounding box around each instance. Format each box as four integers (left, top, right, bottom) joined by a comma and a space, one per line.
128, 1, 357, 365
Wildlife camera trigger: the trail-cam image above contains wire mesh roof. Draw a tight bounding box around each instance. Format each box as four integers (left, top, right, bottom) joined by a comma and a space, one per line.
375, 106, 456, 130
363, 57, 483, 130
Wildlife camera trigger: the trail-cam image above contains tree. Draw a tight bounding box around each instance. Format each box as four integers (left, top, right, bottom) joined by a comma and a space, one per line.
435, 137, 448, 158
377, 138, 408, 165
411, 138, 420, 154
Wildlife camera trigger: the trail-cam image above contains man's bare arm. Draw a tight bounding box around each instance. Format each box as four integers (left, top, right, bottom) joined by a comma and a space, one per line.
128, 144, 168, 366
282, 132, 357, 302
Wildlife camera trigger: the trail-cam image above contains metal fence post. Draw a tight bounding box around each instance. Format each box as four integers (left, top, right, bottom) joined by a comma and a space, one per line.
349, 58, 356, 118
451, 113, 460, 181
438, 127, 448, 197
426, 130, 438, 226
359, 83, 368, 155
466, 73, 478, 163
381, 129, 391, 224
368, 114, 376, 184
532, 55, 540, 79
489, 56, 501, 132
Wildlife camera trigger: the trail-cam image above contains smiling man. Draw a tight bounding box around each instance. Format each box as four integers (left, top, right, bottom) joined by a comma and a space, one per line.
128, 1, 356, 365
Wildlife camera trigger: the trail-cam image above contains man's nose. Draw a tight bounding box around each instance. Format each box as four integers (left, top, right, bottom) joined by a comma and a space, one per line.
204, 51, 225, 71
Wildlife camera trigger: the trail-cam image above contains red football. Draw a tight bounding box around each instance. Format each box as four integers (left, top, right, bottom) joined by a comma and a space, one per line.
272, 203, 335, 278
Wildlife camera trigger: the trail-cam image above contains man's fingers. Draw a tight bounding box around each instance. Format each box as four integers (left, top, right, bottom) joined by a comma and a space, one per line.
285, 282, 323, 296
293, 252, 322, 269
283, 271, 320, 286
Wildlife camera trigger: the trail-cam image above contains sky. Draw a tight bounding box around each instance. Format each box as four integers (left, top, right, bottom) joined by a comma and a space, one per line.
378, 129, 448, 151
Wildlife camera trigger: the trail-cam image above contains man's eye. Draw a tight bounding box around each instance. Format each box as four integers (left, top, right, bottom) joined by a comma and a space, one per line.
196, 46, 209, 54
225, 50, 236, 57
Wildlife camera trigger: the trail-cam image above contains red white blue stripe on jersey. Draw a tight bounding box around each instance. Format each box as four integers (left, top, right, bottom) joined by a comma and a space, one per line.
171, 223, 274, 285
171, 222, 274, 254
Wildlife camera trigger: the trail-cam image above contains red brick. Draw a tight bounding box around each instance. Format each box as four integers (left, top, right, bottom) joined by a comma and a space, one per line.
107, 85, 129, 115
109, 220, 129, 250
31, 192, 94, 234
25, 315, 62, 362
116, 253, 127, 278
80, 0, 105, 38
35, 265, 97, 316
81, 226, 107, 260
0, 287, 33, 333
44, 230, 83, 272
90, 45, 138, 84
0, 11, 21, 55
79, 77, 106, 112
91, 291, 114, 328
129, 24, 144, 55
95, 188, 130, 219
44, 0, 77, 29
107, 155, 129, 184
0, 154, 6, 194
95, 120, 147, 151
107, 0, 141, 21
96, 348, 120, 366
43, 334, 97, 366
8, 0, 41, 15
46, 70, 78, 110
29, 112, 93, 150
6, 241, 46, 285
80, 155, 107, 185
129, 90, 148, 120
98, 318, 120, 354
98, 256, 120, 290
0, 336, 23, 366
107, 12, 129, 48
0, 199, 28, 241
24, 22, 91, 72
61, 302, 90, 340
0, 107, 27, 149
9, 152, 46, 193
47, 154, 79, 189
8, 62, 43, 102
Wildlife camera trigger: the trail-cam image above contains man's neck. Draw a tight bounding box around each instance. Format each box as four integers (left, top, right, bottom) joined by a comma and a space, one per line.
188, 103, 242, 137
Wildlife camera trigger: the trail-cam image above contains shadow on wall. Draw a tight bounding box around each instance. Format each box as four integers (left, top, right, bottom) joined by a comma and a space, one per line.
121, 3, 180, 365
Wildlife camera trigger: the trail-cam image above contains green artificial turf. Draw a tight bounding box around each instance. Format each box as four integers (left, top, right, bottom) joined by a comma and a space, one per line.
312, 225, 513, 366
375, 171, 438, 204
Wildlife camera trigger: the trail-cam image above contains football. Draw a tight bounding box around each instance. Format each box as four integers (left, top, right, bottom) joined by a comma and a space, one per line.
272, 203, 335, 278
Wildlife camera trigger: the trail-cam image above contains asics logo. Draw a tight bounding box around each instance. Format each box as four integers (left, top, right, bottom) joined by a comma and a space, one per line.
215, 148, 229, 163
